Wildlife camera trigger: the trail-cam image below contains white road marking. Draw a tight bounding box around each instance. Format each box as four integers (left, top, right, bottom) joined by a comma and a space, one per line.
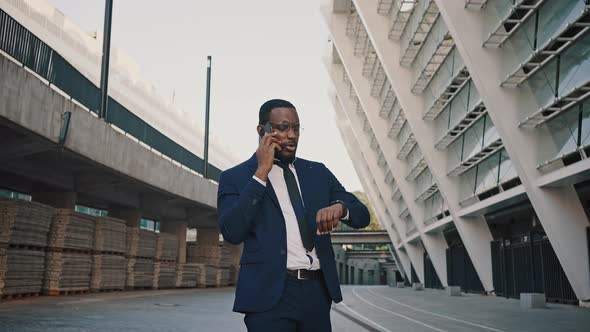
336, 302, 393, 332
365, 287, 507, 332
352, 287, 449, 332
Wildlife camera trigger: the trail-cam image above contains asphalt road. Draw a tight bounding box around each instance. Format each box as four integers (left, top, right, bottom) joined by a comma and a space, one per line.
0, 286, 589, 331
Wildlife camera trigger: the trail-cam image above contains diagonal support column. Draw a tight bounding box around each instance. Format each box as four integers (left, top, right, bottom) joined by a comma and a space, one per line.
328, 45, 449, 285
435, 0, 590, 301
335, 112, 412, 280
342, 0, 495, 291
331, 84, 427, 282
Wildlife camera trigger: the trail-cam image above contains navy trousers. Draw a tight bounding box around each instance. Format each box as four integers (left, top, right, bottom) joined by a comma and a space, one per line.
244, 276, 332, 332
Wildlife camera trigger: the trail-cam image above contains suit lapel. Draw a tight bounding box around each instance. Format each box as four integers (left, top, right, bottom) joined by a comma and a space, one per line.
246, 154, 281, 210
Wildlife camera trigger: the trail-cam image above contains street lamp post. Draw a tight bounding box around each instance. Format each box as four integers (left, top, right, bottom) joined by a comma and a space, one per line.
203, 55, 212, 178
98, 0, 113, 120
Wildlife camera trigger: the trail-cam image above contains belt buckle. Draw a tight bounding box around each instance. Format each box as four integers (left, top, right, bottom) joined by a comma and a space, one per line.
297, 270, 308, 280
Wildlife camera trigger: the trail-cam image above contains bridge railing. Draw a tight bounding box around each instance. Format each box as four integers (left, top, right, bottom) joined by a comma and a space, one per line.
0, 10, 221, 182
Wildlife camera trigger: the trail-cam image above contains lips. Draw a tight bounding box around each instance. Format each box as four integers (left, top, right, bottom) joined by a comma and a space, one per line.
282, 143, 297, 153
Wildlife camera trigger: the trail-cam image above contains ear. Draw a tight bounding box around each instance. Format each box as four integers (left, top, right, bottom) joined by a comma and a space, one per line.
257, 125, 263, 137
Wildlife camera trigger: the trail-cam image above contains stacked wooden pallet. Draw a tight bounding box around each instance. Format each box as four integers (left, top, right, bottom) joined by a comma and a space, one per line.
186, 243, 238, 287
91, 254, 126, 291
175, 263, 205, 288
154, 261, 176, 289
94, 217, 126, 253
186, 243, 220, 265
156, 233, 178, 262
215, 245, 235, 287
1, 248, 46, 296
0, 199, 53, 297
137, 229, 157, 258
47, 210, 95, 250
154, 233, 178, 289
44, 209, 95, 295
125, 227, 157, 289
203, 264, 219, 287
91, 217, 127, 292
126, 257, 154, 288
0, 199, 53, 247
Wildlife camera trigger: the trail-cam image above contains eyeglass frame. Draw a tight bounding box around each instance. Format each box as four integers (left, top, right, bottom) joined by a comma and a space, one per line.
263, 121, 303, 133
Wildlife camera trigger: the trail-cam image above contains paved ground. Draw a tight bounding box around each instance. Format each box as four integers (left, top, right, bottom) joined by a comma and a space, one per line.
0, 286, 588, 331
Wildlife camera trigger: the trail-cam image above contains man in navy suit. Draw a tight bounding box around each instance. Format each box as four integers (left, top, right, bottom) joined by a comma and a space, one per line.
217, 99, 370, 331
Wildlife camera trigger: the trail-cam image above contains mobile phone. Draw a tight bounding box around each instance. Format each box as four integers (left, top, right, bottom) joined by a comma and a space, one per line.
258, 122, 273, 143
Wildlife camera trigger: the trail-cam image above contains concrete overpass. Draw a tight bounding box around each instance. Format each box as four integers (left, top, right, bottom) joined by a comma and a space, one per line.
331, 231, 392, 245
0, 53, 218, 227
345, 250, 392, 260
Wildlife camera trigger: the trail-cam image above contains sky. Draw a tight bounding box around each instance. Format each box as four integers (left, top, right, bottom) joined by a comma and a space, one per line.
45, 0, 363, 192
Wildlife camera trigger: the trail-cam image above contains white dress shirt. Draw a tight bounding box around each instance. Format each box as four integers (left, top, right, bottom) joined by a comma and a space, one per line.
253, 162, 321, 270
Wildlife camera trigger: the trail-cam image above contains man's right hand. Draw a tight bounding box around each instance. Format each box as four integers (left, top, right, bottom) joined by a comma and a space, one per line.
255, 132, 280, 182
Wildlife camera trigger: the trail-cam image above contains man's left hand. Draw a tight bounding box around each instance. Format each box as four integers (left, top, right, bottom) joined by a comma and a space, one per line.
315, 203, 346, 235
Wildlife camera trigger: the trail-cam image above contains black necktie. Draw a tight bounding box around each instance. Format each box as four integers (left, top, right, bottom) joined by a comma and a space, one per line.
275, 161, 314, 252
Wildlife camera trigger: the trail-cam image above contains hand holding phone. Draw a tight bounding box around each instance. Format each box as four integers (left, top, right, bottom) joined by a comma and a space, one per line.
258, 122, 273, 143
255, 123, 280, 182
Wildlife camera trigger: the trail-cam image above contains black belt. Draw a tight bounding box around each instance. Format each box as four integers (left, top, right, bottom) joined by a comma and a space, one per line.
286, 269, 322, 280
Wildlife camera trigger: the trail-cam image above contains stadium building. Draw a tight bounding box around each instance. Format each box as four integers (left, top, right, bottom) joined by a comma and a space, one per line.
323, 0, 590, 306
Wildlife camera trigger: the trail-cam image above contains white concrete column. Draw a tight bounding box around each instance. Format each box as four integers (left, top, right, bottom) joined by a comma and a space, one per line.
325, 38, 449, 286
332, 93, 426, 283
435, 0, 590, 301
160, 221, 188, 264
339, 0, 495, 291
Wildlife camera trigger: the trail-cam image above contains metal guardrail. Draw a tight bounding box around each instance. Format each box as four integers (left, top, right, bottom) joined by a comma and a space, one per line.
0, 10, 221, 181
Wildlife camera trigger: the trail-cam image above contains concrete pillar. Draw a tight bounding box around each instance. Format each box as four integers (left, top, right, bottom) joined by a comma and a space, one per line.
435, 0, 590, 302
31, 183, 76, 209
332, 93, 428, 284
197, 227, 220, 247
109, 207, 141, 228
160, 221, 188, 264
328, 60, 448, 285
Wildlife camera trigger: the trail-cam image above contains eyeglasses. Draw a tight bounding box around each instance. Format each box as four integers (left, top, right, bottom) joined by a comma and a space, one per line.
267, 121, 303, 133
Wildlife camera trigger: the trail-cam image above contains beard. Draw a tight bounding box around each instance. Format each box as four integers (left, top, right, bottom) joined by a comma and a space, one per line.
275, 149, 296, 164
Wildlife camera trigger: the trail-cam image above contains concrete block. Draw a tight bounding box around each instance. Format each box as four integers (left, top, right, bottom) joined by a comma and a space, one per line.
520, 293, 545, 309
446, 286, 461, 296
412, 283, 424, 291
396, 282, 405, 288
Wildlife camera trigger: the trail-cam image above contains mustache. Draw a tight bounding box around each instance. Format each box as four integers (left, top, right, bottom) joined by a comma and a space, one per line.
280, 141, 298, 147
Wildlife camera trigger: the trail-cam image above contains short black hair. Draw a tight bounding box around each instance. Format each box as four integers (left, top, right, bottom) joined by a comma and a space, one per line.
259, 99, 295, 124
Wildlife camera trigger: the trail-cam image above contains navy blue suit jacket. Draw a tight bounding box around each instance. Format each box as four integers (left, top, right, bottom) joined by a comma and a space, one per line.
217, 154, 370, 313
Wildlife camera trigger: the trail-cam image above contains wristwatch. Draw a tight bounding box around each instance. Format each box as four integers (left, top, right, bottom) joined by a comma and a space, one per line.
330, 200, 349, 220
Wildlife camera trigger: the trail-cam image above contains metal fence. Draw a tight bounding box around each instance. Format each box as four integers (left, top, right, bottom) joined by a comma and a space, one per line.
491, 234, 578, 304
446, 244, 485, 293
424, 252, 443, 289
0, 10, 221, 181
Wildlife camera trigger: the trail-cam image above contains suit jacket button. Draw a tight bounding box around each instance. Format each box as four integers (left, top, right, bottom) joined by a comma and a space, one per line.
280, 249, 286, 255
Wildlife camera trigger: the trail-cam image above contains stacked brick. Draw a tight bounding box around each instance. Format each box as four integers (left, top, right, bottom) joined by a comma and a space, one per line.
91, 217, 127, 292
186, 243, 235, 287
44, 209, 95, 295
126, 228, 157, 289
0, 199, 53, 298
153, 233, 178, 289
175, 263, 205, 288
